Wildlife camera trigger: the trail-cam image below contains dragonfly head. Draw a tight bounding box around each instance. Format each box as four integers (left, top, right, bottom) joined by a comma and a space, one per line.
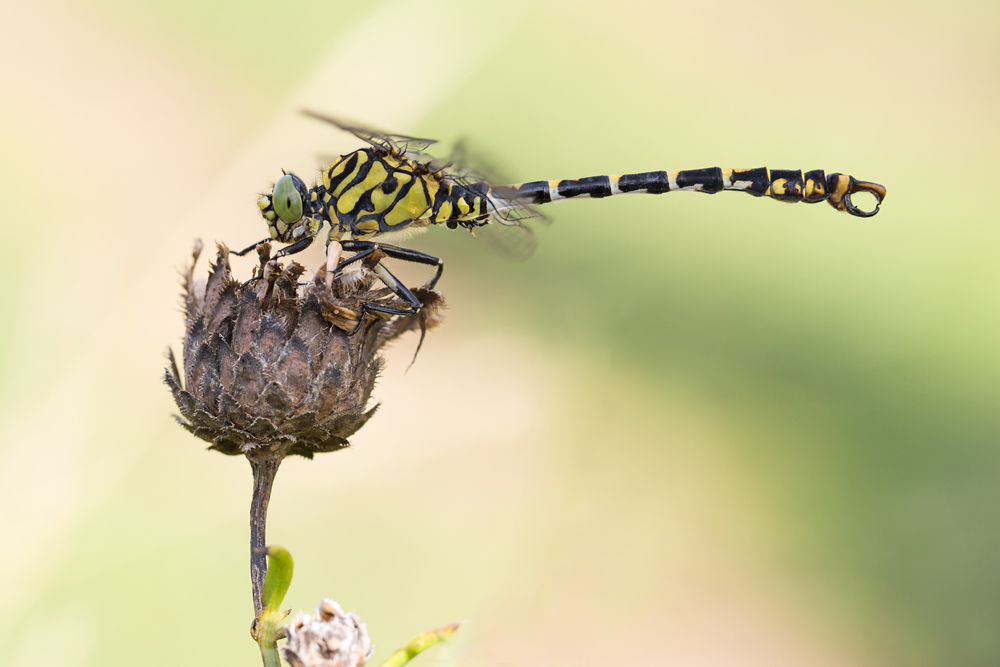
258, 172, 319, 242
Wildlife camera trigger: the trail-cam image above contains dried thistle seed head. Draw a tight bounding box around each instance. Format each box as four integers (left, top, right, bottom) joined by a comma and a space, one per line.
165, 241, 445, 458
282, 598, 373, 667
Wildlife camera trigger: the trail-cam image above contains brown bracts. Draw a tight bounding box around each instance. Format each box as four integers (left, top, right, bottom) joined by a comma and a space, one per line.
166, 240, 444, 614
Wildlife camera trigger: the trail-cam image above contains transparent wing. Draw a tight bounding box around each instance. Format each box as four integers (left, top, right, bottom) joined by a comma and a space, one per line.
484, 184, 548, 225
306, 114, 543, 259
302, 110, 438, 156
475, 219, 538, 260
435, 139, 548, 225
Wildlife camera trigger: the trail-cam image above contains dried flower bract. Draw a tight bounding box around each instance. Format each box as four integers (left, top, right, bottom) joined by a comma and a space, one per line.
165, 241, 445, 458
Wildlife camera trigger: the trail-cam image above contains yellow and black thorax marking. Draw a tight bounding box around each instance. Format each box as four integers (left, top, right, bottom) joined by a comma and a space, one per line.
319, 148, 492, 241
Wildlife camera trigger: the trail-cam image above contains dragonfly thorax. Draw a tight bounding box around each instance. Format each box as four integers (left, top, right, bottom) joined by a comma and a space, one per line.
319, 147, 496, 242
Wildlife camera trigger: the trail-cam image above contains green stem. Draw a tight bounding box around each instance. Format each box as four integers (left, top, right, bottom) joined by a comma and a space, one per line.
259, 639, 282, 667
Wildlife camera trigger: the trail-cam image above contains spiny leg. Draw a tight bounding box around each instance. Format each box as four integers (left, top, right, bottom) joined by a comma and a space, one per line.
231, 238, 273, 288
233, 222, 321, 260
339, 240, 445, 289
232, 238, 270, 257
334, 241, 444, 339
231, 235, 315, 265
272, 235, 316, 259
234, 235, 319, 287
370, 263, 422, 315
345, 261, 423, 335
333, 244, 378, 271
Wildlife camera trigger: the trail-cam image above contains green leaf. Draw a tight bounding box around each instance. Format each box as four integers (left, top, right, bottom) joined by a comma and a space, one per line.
253, 545, 294, 667
378, 624, 460, 667
260, 545, 294, 613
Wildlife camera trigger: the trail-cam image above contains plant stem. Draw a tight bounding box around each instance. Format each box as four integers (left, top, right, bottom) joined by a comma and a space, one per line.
248, 449, 282, 615
260, 639, 282, 667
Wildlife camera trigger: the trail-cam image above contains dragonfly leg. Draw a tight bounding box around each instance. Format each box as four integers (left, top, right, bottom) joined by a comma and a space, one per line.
272, 236, 316, 259
233, 235, 314, 285
334, 245, 377, 271
340, 240, 445, 289
231, 238, 270, 257
345, 261, 422, 335
329, 241, 445, 336
233, 234, 317, 260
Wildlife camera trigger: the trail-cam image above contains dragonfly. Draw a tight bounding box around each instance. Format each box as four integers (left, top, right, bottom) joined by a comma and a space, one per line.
235, 111, 886, 327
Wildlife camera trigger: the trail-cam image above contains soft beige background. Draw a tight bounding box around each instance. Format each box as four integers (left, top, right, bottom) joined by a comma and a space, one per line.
1, 0, 997, 665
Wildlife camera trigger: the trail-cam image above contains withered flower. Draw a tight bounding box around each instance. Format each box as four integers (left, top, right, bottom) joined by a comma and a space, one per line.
282, 598, 373, 667
165, 240, 444, 613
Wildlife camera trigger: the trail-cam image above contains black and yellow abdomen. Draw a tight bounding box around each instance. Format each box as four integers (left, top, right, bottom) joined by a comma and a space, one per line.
502, 167, 886, 218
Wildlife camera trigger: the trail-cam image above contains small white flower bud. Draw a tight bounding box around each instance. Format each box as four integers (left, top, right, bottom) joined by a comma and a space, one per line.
282, 598, 374, 667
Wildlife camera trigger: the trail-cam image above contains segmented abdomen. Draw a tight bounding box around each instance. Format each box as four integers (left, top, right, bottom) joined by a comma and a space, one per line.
504, 167, 886, 217
427, 180, 491, 226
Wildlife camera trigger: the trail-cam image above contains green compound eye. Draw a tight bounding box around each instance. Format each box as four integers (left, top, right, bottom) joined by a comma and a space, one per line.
272, 174, 303, 224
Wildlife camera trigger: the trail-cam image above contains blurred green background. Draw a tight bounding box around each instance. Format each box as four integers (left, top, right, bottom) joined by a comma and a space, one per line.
1, 0, 997, 665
